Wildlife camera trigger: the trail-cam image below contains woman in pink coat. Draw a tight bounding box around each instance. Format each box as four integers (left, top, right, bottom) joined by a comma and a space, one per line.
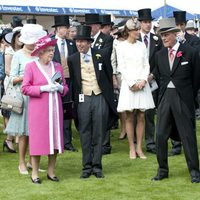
22, 34, 68, 184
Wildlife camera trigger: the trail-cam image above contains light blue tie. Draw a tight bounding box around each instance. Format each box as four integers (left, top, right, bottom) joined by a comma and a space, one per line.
83, 54, 90, 63
60, 40, 65, 57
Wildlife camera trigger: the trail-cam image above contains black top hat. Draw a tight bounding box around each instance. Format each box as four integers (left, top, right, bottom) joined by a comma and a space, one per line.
74, 25, 94, 42
85, 14, 102, 25
100, 15, 114, 26
137, 8, 154, 21
11, 16, 23, 28
52, 15, 70, 28
173, 11, 186, 24
27, 18, 37, 24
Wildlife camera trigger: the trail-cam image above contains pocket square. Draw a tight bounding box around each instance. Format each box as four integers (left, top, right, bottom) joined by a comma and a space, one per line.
181, 61, 188, 65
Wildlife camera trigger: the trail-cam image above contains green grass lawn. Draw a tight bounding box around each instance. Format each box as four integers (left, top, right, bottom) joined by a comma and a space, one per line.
0, 119, 200, 200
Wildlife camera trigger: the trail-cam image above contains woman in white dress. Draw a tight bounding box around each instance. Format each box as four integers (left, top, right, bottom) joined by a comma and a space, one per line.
116, 18, 155, 159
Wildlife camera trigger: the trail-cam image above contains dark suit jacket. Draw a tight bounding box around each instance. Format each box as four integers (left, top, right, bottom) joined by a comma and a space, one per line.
68, 48, 118, 129
185, 32, 200, 52
93, 32, 113, 57
138, 33, 163, 72
53, 38, 77, 63
154, 43, 200, 114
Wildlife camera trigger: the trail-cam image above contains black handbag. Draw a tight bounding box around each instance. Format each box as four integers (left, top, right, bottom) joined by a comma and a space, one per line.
63, 101, 76, 120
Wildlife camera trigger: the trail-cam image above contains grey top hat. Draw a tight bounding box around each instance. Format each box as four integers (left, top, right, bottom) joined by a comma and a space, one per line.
85, 14, 102, 25
100, 15, 114, 26
173, 11, 186, 24
138, 8, 154, 21
185, 20, 195, 30
27, 18, 37, 24
74, 25, 94, 42
159, 18, 180, 34
52, 15, 70, 28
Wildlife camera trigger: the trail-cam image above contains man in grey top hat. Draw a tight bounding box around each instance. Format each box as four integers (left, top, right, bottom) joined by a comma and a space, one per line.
152, 17, 200, 183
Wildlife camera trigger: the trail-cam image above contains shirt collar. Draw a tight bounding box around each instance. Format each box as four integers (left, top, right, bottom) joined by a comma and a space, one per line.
140, 31, 150, 40
168, 41, 180, 52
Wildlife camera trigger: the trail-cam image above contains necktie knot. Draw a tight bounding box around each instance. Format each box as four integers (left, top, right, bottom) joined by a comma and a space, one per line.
83, 53, 90, 63
144, 35, 148, 48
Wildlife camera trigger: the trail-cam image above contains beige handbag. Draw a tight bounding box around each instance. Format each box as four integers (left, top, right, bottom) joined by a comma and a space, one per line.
1, 78, 24, 114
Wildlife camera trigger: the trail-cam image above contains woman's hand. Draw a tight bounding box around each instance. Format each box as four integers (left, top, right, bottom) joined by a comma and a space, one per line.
40, 84, 57, 93
130, 80, 146, 91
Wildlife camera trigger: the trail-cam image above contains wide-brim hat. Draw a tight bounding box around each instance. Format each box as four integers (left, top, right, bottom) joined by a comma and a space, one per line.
159, 18, 180, 34
173, 11, 186, 24
85, 14, 102, 25
100, 15, 114, 26
31, 34, 57, 56
19, 24, 47, 45
74, 25, 94, 42
138, 8, 154, 21
1, 28, 12, 42
4, 27, 22, 44
52, 15, 70, 28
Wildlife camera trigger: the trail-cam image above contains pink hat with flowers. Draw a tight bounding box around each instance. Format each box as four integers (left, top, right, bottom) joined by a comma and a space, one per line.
31, 34, 57, 56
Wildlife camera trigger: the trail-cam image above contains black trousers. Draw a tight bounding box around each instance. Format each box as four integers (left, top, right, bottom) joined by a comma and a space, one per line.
77, 93, 108, 173
156, 89, 200, 177
62, 78, 73, 148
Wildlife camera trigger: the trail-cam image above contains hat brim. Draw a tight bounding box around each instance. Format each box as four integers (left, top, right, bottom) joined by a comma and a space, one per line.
74, 36, 94, 42
31, 39, 57, 56
138, 17, 154, 21
51, 23, 70, 28
85, 22, 102, 25
159, 27, 180, 34
4, 32, 14, 44
101, 22, 114, 26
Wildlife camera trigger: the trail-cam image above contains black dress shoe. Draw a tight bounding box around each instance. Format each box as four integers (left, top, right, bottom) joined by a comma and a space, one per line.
31, 177, 41, 184
80, 172, 91, 179
151, 174, 168, 181
102, 149, 111, 155
168, 151, 181, 156
47, 174, 59, 182
146, 148, 156, 154
93, 172, 105, 178
191, 176, 200, 183
64, 145, 78, 152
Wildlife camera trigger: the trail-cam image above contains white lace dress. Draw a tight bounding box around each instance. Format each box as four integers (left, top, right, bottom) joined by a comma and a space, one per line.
116, 40, 155, 112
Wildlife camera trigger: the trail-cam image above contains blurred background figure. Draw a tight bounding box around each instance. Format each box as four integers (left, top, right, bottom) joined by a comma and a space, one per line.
52, 15, 78, 152
185, 20, 196, 36
100, 14, 114, 35
4, 24, 46, 175
69, 19, 81, 40
3, 26, 23, 153
111, 18, 127, 140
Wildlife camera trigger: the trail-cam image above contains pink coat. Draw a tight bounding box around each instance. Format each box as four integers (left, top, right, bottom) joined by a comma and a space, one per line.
22, 61, 68, 156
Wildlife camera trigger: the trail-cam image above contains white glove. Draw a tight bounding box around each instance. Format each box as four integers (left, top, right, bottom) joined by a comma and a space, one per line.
40, 84, 57, 93
55, 82, 64, 93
